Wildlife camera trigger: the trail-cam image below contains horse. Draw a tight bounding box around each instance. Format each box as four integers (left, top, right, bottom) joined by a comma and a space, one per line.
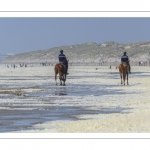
54, 59, 68, 86
118, 62, 129, 85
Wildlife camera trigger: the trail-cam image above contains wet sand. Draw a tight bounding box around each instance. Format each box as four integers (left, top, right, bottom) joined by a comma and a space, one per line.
0, 65, 150, 132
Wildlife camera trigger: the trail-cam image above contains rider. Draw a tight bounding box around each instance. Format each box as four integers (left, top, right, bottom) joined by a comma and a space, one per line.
59, 49, 69, 75
121, 51, 131, 73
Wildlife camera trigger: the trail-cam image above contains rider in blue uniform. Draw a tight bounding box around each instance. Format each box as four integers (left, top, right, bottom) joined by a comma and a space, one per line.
121, 51, 131, 73
59, 49, 69, 74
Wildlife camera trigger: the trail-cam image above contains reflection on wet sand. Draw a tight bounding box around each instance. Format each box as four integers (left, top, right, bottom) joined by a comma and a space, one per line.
55, 87, 67, 96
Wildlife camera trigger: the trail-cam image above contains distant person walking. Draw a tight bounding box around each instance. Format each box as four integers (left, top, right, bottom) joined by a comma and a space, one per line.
58, 49, 69, 75
121, 51, 131, 73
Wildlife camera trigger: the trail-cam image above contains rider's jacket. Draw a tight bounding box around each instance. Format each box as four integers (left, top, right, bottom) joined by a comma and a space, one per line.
58, 53, 68, 69
121, 55, 129, 64
59, 53, 66, 63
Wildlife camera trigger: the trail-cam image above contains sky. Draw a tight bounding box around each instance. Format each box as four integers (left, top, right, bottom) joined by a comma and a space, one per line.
1, 17, 150, 55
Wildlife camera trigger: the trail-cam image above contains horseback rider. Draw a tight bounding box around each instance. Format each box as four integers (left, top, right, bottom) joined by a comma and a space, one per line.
59, 49, 69, 75
121, 51, 131, 73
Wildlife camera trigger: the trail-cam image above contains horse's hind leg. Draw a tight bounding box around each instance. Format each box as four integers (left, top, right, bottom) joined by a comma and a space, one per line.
62, 78, 65, 86
55, 73, 57, 85
123, 74, 126, 85
120, 74, 123, 84
59, 77, 62, 86
127, 73, 129, 85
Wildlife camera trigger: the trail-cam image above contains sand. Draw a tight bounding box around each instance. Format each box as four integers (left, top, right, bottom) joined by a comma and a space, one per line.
29, 76, 150, 133
0, 64, 150, 133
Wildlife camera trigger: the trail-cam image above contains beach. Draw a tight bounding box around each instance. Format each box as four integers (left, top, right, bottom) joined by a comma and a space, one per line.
0, 64, 150, 133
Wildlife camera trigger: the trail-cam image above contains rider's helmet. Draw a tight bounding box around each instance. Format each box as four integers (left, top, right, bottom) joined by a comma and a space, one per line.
124, 51, 127, 55
60, 49, 63, 53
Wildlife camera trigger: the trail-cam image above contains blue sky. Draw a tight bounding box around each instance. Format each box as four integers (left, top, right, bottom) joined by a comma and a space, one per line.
1, 17, 150, 54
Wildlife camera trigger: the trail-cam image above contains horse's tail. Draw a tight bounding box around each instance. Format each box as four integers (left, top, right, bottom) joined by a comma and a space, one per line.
54, 64, 58, 81
123, 63, 128, 74
121, 63, 128, 81
57, 64, 66, 81
58, 63, 63, 71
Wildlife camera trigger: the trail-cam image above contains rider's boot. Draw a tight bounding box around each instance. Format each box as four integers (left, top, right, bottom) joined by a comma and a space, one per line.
66, 69, 69, 75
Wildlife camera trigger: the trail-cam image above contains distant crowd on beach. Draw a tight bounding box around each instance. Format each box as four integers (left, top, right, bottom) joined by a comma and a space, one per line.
138, 61, 149, 66
5, 62, 55, 68
6, 63, 31, 68
4, 59, 150, 69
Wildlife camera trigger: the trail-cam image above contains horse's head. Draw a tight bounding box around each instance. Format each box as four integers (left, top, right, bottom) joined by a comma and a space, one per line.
63, 59, 69, 65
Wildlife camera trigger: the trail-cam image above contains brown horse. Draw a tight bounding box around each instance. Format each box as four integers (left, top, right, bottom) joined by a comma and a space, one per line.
118, 62, 129, 85
54, 60, 68, 86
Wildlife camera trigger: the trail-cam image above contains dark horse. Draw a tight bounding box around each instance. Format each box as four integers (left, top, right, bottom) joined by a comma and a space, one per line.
118, 62, 129, 85
54, 60, 68, 86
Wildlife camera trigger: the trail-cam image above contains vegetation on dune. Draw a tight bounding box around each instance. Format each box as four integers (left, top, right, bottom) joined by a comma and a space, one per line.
3, 41, 150, 63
